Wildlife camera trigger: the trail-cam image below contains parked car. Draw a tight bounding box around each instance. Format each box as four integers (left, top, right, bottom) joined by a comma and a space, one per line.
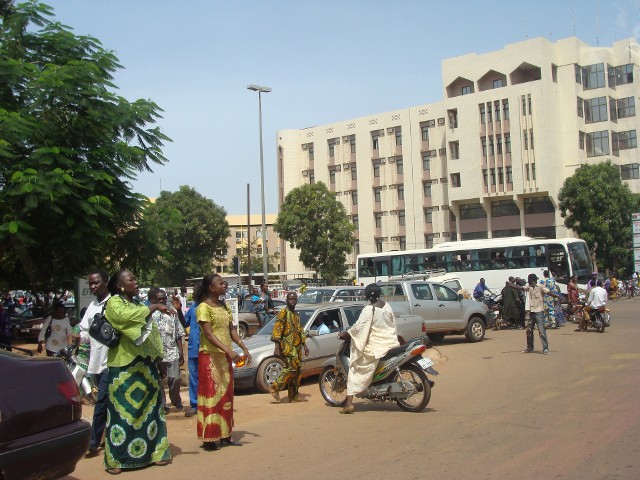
10, 302, 77, 341
233, 301, 426, 392
235, 298, 286, 339
296, 286, 366, 304
379, 280, 490, 343
0, 350, 91, 479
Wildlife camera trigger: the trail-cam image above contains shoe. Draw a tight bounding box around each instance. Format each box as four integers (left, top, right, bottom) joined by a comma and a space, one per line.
522, 349, 533, 353
202, 442, 219, 451
175, 405, 184, 412
85, 446, 100, 458
184, 408, 196, 417
543, 349, 550, 355
339, 405, 355, 414
220, 437, 243, 447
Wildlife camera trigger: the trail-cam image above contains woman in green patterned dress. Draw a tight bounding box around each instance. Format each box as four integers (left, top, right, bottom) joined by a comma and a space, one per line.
103, 269, 172, 475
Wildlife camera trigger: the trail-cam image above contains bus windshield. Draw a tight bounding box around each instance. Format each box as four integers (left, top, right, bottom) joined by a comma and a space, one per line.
568, 241, 591, 284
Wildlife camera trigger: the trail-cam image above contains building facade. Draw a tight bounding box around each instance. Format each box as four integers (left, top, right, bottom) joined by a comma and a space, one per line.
277, 36, 640, 274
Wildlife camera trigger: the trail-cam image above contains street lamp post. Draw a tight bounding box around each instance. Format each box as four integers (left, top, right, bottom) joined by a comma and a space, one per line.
247, 84, 271, 284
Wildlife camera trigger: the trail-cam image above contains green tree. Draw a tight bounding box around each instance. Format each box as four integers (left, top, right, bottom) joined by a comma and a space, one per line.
558, 161, 640, 272
148, 186, 230, 286
274, 182, 355, 284
0, 0, 170, 290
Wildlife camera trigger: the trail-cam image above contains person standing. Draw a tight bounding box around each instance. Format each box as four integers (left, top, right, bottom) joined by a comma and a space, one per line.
196, 274, 251, 451
540, 270, 558, 328
501, 277, 520, 329
148, 288, 185, 414
184, 285, 201, 418
177, 287, 189, 316
515, 277, 527, 328
511, 274, 560, 355
37, 301, 73, 356
77, 269, 111, 456
103, 269, 171, 474
567, 274, 579, 314
337, 283, 400, 414
269, 291, 309, 402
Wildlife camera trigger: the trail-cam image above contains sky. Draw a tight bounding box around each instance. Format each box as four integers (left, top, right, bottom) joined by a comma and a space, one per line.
43, 0, 640, 215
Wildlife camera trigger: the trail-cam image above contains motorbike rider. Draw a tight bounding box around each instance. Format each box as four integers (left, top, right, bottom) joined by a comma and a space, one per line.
337, 283, 399, 414
578, 279, 607, 332
473, 278, 493, 301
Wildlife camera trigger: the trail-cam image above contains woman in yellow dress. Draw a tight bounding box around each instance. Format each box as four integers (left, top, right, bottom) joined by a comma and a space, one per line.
196, 274, 251, 451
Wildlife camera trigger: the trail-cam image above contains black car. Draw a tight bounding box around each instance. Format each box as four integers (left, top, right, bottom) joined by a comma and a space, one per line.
0, 349, 91, 479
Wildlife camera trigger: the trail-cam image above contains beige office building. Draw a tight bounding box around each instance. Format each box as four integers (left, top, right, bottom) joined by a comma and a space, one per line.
277, 36, 640, 274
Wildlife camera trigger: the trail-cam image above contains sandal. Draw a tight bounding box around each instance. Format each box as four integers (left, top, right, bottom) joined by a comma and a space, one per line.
202, 442, 219, 451
339, 405, 355, 414
106, 468, 122, 475
155, 460, 169, 466
269, 386, 280, 401
220, 437, 243, 447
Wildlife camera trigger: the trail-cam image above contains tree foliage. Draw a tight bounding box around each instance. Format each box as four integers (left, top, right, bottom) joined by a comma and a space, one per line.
146, 186, 230, 286
558, 161, 640, 272
274, 182, 355, 284
0, 0, 170, 290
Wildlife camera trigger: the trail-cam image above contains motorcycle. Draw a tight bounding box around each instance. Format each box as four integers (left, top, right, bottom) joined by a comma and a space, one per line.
570, 302, 609, 333
318, 336, 438, 412
54, 345, 97, 403
481, 293, 505, 329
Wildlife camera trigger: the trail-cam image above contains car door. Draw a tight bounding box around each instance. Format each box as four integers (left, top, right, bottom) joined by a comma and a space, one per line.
431, 283, 465, 329
302, 307, 343, 375
407, 283, 445, 331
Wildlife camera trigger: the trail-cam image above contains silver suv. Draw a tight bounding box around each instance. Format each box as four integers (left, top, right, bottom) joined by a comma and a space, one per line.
296, 286, 365, 304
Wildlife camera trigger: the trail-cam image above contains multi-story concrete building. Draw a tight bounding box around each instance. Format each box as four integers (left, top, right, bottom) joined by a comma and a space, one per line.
277, 36, 640, 274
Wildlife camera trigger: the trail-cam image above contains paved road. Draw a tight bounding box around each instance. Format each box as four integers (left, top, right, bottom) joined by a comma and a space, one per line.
67, 300, 640, 480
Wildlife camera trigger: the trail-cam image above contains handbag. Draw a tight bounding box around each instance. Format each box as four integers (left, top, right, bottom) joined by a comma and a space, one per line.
89, 305, 120, 347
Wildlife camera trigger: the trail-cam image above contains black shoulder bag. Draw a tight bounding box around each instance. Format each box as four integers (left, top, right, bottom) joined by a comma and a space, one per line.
89, 303, 120, 348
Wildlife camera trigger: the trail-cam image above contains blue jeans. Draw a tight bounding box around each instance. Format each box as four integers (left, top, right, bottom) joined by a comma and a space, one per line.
188, 357, 198, 409
526, 311, 549, 352
90, 369, 109, 449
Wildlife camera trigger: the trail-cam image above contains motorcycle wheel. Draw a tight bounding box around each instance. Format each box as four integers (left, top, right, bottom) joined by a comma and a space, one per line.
597, 315, 605, 333
395, 363, 432, 413
318, 366, 347, 407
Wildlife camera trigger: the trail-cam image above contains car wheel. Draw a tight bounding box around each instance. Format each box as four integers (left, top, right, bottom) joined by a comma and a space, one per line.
465, 316, 485, 343
255, 357, 285, 393
427, 332, 445, 342
237, 323, 247, 339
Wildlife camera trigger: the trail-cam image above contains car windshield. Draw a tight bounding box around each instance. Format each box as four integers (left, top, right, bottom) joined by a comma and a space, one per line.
255, 310, 315, 335
297, 289, 334, 304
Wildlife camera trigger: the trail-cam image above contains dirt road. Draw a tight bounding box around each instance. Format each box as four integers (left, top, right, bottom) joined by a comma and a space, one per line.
65, 300, 640, 479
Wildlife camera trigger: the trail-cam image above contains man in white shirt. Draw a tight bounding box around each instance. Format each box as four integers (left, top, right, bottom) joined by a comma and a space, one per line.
579, 279, 608, 332
78, 269, 111, 456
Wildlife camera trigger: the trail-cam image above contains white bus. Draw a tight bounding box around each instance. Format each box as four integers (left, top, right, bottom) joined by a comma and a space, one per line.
356, 237, 592, 293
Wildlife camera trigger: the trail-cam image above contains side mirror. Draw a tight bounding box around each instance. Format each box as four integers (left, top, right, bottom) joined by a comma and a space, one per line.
458, 293, 464, 301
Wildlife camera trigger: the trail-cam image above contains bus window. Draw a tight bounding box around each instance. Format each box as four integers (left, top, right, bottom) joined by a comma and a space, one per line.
534, 245, 546, 267
358, 258, 374, 278
390, 255, 405, 276
374, 257, 389, 277
548, 244, 570, 284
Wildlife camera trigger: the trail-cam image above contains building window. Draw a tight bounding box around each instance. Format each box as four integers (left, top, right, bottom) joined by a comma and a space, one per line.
620, 163, 640, 180
524, 196, 554, 214
374, 213, 382, 228
521, 95, 526, 115
491, 200, 519, 217
459, 203, 486, 220
308, 145, 314, 161
449, 141, 460, 160
479, 104, 486, 124
617, 97, 635, 119
481, 137, 487, 157
530, 129, 534, 150
531, 164, 536, 181
328, 142, 335, 157
352, 215, 359, 228
583, 63, 605, 89
585, 96, 608, 123
399, 237, 406, 250
493, 78, 503, 88
577, 97, 584, 118
497, 167, 504, 184
579, 131, 585, 150
450, 173, 461, 188
506, 166, 513, 183
461, 85, 471, 95
350, 164, 357, 181
505, 133, 511, 153
354, 240, 360, 255
422, 154, 431, 171
421, 125, 429, 142
376, 239, 383, 253
490, 168, 496, 185
525, 165, 530, 181
396, 158, 404, 174
350, 137, 356, 153
494, 101, 501, 121
309, 171, 315, 184
487, 105, 492, 123
611, 63, 634, 86
351, 190, 358, 205
329, 170, 336, 184
527, 94, 532, 115
586, 131, 610, 157
372, 135, 380, 150
398, 210, 406, 227
423, 181, 432, 197
437, 117, 445, 126
373, 161, 381, 178
395, 128, 402, 146
523, 130, 528, 150
373, 187, 382, 203
575, 63, 582, 84
397, 184, 404, 201
424, 207, 433, 223
488, 137, 494, 156
496, 134, 503, 155
425, 235, 435, 248
502, 100, 510, 120
618, 130, 637, 150
482, 169, 488, 186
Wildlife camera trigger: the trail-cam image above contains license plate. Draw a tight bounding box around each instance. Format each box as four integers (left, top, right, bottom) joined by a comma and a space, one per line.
417, 357, 434, 369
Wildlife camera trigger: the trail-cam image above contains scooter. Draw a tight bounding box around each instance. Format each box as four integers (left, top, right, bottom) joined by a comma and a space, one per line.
319, 336, 438, 412
54, 345, 97, 403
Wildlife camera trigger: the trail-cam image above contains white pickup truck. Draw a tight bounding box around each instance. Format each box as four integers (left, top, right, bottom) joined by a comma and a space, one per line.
380, 280, 490, 343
